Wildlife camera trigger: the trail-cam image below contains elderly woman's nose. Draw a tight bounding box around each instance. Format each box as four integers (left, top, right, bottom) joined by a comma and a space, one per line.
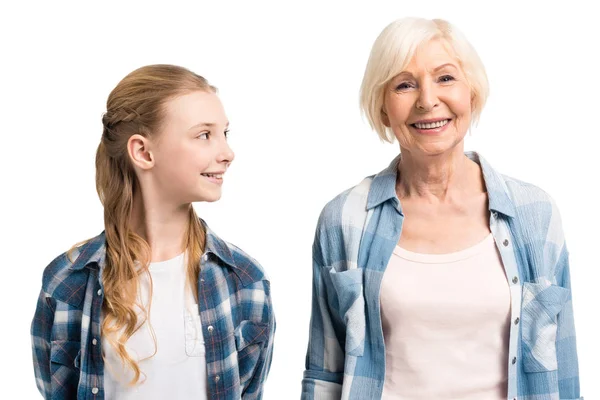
416, 83, 439, 111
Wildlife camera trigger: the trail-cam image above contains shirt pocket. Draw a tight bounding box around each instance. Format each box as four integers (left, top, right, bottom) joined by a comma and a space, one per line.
325, 267, 366, 357
235, 320, 269, 386
184, 304, 206, 357
50, 340, 81, 396
520, 281, 570, 373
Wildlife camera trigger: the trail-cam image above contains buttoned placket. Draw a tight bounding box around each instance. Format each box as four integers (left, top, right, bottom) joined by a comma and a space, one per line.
91, 273, 103, 398
490, 211, 522, 400
79, 265, 105, 399
198, 252, 225, 394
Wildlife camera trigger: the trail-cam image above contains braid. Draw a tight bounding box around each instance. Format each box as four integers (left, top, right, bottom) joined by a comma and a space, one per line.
101, 107, 144, 144
102, 107, 141, 129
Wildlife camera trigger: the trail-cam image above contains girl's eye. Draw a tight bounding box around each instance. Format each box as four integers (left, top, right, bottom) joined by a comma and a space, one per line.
224, 129, 230, 139
197, 132, 209, 140
439, 75, 455, 83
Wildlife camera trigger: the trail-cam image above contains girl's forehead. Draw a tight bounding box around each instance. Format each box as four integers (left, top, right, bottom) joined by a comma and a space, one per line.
162, 91, 227, 129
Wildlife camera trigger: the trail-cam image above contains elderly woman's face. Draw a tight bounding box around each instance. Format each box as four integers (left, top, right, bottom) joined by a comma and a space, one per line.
383, 39, 472, 156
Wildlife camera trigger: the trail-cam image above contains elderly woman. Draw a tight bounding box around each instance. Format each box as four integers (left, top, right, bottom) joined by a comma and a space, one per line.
301, 17, 582, 400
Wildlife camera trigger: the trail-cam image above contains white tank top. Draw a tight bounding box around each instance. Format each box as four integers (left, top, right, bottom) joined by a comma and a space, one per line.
380, 234, 511, 399
102, 253, 208, 399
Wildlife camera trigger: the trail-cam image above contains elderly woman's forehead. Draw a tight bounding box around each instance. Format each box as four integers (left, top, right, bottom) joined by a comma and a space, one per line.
414, 40, 457, 62
399, 40, 461, 72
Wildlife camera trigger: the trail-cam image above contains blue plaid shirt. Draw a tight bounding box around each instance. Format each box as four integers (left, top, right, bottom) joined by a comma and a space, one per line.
31, 220, 275, 399
302, 152, 582, 400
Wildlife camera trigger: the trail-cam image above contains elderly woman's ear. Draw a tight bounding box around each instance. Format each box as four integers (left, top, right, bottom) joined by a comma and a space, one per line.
381, 107, 390, 127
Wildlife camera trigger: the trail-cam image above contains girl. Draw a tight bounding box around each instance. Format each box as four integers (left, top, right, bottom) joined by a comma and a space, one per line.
31, 64, 275, 400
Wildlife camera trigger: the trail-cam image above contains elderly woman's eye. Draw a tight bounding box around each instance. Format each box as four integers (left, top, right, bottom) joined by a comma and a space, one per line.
439, 75, 455, 82
395, 82, 414, 91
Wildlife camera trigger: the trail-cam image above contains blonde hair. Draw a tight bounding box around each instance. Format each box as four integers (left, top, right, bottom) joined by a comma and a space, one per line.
91, 64, 214, 384
360, 17, 489, 143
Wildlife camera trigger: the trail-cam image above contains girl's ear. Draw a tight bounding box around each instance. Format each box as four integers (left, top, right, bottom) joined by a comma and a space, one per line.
127, 134, 155, 170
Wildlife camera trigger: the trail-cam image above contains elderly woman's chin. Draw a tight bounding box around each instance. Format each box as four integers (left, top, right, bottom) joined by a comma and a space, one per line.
396, 128, 467, 156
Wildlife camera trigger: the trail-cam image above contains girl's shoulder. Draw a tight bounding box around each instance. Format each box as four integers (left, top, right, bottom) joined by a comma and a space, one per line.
40, 232, 105, 305
226, 240, 269, 282
203, 223, 269, 286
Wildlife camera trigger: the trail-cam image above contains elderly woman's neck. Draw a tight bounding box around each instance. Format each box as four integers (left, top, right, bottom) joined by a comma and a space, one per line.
396, 150, 484, 201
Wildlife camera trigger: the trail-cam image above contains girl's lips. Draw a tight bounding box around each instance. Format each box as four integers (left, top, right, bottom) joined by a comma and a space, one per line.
201, 173, 224, 184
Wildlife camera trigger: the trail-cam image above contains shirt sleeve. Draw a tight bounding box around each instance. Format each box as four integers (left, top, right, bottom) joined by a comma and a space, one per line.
551, 202, 583, 399
241, 280, 276, 400
301, 234, 344, 400
555, 243, 583, 399
31, 288, 55, 399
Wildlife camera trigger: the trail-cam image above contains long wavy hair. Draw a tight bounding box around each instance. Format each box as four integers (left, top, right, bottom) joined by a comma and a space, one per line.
93, 64, 215, 383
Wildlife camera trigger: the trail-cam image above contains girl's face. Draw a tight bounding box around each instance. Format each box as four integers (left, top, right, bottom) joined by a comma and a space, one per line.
148, 90, 234, 204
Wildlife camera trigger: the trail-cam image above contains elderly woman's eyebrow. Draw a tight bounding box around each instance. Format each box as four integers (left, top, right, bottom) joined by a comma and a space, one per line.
396, 63, 459, 78
433, 63, 459, 72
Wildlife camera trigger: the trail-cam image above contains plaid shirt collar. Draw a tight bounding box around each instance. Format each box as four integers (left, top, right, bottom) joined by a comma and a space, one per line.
69, 219, 255, 286
366, 151, 517, 218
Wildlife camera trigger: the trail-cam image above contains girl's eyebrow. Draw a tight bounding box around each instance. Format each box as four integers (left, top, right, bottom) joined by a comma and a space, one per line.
188, 121, 230, 130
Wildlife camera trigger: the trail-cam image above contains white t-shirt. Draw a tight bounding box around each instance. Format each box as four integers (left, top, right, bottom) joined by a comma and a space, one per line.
380, 234, 511, 399
103, 253, 208, 399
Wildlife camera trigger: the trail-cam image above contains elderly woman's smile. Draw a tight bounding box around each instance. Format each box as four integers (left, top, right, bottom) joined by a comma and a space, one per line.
410, 118, 451, 134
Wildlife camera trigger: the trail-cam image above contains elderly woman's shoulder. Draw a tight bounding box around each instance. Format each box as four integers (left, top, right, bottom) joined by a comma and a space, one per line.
501, 173, 561, 213
316, 176, 374, 229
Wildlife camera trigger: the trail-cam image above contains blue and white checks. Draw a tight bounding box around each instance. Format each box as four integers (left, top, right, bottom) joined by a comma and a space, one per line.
31, 220, 275, 400
302, 152, 582, 400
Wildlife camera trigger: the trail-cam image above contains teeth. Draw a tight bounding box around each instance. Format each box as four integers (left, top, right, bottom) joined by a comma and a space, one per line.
203, 173, 223, 178
414, 120, 449, 129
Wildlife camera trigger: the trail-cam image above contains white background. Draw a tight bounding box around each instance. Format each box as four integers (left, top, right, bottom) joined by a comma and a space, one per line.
1, 1, 598, 398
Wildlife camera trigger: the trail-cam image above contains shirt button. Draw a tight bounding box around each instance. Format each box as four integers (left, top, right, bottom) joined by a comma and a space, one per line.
207, 326, 214, 333
514, 317, 520, 325
91, 387, 99, 394
92, 338, 98, 345
512, 357, 517, 365
214, 375, 220, 383
202, 254, 209, 262
492, 211, 498, 218
200, 278, 205, 282
97, 289, 102, 296
512, 276, 519, 284
503, 239, 509, 247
